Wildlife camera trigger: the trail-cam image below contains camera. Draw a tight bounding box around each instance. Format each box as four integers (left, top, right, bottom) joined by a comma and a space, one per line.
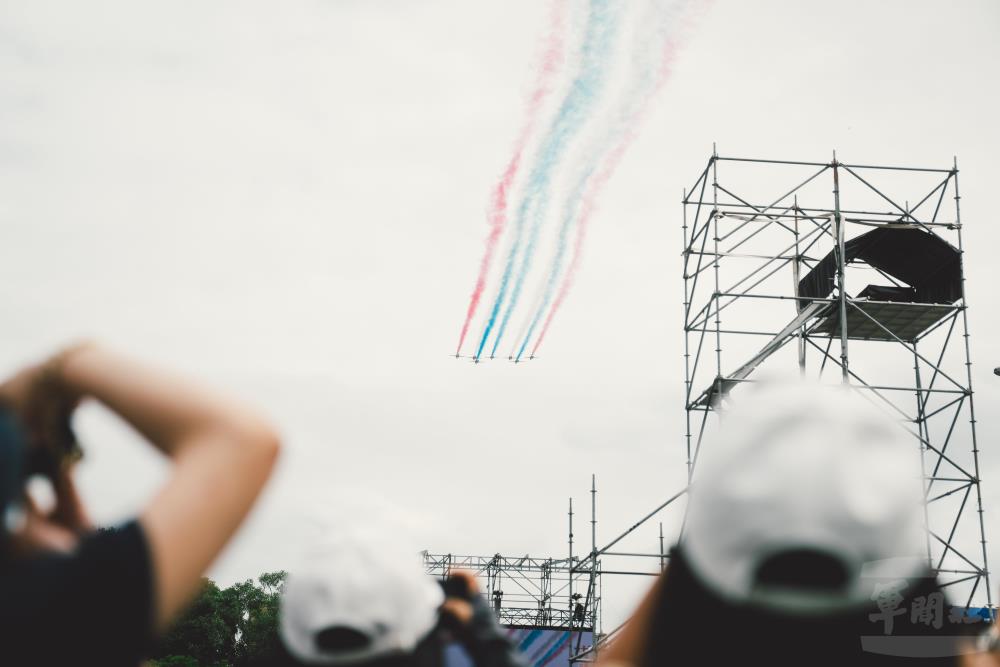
0, 402, 80, 541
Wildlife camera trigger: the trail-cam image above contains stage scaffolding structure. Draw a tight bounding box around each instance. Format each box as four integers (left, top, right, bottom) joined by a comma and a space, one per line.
421, 551, 597, 631
423, 478, 612, 664
424, 475, 672, 664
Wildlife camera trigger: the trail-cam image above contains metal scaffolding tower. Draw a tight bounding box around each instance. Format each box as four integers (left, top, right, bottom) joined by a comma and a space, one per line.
678, 149, 991, 609
561, 150, 993, 657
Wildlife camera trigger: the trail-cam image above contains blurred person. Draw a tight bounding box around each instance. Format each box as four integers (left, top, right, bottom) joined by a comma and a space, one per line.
597, 381, 994, 667
264, 525, 525, 667
0, 342, 281, 666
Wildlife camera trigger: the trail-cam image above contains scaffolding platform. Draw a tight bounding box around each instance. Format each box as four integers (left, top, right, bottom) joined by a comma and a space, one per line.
809, 300, 959, 342
422, 552, 597, 632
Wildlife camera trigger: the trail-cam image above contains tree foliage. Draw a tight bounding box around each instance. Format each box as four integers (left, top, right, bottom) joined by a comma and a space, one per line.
150, 570, 287, 667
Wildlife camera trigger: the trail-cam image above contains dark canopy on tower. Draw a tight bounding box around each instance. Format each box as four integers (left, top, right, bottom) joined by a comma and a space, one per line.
798, 227, 962, 305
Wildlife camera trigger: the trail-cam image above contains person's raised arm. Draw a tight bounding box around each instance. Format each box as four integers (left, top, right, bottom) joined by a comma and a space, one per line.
55, 343, 281, 633
595, 571, 666, 667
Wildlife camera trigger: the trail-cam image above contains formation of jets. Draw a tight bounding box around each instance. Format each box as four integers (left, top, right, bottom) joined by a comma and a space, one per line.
451, 354, 536, 364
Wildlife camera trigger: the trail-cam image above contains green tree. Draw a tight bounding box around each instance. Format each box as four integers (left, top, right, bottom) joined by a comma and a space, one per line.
222, 571, 288, 665
151, 570, 288, 666
259, 571, 286, 596
151, 657, 200, 667
153, 578, 230, 666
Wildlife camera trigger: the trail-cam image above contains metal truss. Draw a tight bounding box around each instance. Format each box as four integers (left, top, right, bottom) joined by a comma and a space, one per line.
560, 150, 992, 658
422, 551, 596, 631
679, 150, 991, 611
424, 479, 619, 664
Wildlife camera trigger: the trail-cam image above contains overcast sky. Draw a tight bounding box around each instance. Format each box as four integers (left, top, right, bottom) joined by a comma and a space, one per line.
1, 0, 999, 626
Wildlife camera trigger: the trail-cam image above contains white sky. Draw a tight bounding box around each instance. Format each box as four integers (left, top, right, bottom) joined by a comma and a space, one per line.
1, 0, 999, 626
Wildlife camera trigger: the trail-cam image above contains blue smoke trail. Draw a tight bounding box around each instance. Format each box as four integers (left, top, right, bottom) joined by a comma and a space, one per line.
474, 0, 622, 360
514, 0, 687, 361
514, 166, 593, 361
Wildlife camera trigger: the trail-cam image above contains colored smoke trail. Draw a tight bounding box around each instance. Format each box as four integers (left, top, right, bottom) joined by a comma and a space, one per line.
454, 0, 567, 357
526, 2, 694, 359
508, 279, 548, 359
515, 166, 595, 362
476, 0, 623, 360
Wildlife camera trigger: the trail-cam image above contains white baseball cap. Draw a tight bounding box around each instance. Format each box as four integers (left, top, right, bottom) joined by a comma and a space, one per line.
280, 528, 445, 665
683, 380, 928, 613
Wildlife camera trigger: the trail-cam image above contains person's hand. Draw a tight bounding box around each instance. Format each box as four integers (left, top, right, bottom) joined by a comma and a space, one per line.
9, 485, 81, 557
0, 344, 93, 557
441, 598, 475, 627
446, 569, 480, 596
0, 343, 88, 475
6, 456, 92, 557
440, 570, 480, 628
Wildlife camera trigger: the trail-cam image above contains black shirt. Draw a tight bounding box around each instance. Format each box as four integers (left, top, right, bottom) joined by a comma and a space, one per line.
0, 520, 154, 667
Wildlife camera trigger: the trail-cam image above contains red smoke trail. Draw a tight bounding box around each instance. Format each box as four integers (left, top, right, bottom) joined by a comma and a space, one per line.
530, 38, 682, 358
454, 0, 567, 356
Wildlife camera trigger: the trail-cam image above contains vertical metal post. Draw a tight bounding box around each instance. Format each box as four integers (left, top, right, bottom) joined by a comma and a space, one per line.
541, 560, 552, 625
591, 475, 597, 559
598, 569, 603, 641
683, 188, 694, 482
912, 345, 934, 567
487, 555, 497, 612
568, 497, 574, 635
590, 474, 599, 647
793, 195, 805, 375
658, 522, 666, 571
953, 158, 993, 614
832, 151, 849, 382
711, 145, 723, 393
